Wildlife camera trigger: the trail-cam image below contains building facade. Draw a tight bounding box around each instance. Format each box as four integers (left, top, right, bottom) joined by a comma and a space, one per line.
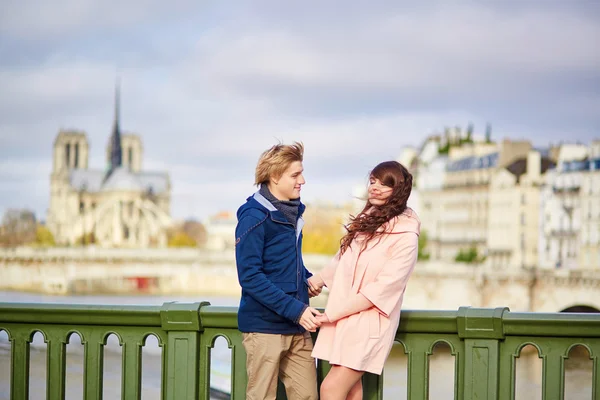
46, 86, 172, 247
487, 151, 554, 270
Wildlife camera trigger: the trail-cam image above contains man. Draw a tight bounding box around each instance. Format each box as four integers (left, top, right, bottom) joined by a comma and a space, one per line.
235, 141, 322, 400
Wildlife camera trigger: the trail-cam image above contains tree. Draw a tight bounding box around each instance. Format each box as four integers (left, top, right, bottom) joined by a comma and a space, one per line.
33, 225, 56, 247
466, 122, 474, 142
302, 219, 343, 255
0, 209, 37, 247
182, 219, 207, 248
454, 245, 484, 264
75, 232, 96, 246
418, 230, 430, 261
168, 232, 197, 247
485, 123, 492, 143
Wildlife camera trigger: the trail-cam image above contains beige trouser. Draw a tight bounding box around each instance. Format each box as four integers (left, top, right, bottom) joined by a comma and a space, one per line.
242, 331, 318, 400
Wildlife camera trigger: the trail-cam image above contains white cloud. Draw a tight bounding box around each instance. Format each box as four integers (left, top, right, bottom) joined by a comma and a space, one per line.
0, 0, 598, 221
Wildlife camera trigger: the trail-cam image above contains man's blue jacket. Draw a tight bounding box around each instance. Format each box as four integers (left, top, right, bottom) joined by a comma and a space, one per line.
235, 192, 313, 334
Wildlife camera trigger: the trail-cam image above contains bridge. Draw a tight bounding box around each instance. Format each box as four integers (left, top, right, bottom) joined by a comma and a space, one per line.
1, 247, 599, 313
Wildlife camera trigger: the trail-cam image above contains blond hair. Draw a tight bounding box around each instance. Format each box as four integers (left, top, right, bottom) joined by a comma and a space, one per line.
255, 142, 304, 185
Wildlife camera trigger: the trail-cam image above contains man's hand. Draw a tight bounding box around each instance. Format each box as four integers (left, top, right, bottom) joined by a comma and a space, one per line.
298, 307, 322, 332
307, 275, 324, 298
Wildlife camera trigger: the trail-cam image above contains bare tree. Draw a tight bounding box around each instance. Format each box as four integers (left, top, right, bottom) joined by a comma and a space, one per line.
182, 219, 208, 247
0, 209, 37, 247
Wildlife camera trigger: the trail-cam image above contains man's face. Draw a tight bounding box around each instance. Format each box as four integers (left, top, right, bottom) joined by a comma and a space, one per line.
270, 161, 305, 201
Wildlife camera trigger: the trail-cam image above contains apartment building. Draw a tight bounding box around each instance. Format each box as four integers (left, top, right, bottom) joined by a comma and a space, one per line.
487, 151, 554, 270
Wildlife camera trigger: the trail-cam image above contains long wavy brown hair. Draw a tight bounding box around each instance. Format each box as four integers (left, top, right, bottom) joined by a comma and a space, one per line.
339, 161, 413, 255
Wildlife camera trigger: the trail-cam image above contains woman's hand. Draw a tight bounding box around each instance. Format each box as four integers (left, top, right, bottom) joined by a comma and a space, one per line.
307, 275, 325, 297
315, 313, 330, 324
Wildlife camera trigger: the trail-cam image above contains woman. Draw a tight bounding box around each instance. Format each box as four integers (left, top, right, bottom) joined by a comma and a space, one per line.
308, 161, 420, 400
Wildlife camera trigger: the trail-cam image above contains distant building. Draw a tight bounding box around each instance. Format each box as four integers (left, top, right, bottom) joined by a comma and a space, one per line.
487, 151, 555, 269
46, 85, 172, 247
203, 211, 237, 251
540, 142, 600, 269
433, 139, 531, 261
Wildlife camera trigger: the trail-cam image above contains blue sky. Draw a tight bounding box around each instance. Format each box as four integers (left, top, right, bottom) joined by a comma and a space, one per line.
1, 0, 599, 221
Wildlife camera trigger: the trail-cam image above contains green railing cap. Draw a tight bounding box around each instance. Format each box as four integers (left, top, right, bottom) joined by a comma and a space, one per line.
160, 301, 210, 331
457, 306, 509, 339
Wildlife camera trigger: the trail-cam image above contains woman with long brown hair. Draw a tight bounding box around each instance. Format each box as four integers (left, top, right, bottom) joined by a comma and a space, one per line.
308, 161, 420, 400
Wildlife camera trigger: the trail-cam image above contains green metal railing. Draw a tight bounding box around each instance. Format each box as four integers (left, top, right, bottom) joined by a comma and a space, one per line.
1, 302, 599, 399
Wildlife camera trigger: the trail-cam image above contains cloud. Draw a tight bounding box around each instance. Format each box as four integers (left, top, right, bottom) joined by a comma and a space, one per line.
0, 0, 598, 221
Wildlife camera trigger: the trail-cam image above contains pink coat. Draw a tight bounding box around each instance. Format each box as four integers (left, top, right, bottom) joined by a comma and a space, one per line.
311, 208, 420, 375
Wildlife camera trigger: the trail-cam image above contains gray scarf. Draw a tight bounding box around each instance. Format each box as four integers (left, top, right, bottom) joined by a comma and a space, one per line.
259, 184, 300, 227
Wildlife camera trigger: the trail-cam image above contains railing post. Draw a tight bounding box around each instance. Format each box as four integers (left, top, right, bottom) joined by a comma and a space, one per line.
458, 306, 508, 400
10, 334, 30, 400
160, 301, 209, 400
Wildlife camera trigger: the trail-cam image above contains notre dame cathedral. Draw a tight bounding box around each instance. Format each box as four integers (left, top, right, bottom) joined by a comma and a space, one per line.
46, 85, 172, 247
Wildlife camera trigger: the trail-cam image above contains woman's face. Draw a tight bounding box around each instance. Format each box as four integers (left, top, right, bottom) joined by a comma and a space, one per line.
367, 176, 393, 206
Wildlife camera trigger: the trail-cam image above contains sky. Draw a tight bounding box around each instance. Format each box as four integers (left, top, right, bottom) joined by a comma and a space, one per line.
1, 0, 599, 222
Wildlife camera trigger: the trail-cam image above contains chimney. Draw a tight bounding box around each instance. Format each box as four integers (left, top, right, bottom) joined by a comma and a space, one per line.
527, 150, 541, 183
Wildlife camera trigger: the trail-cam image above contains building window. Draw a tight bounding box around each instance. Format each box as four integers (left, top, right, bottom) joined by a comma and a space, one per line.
521, 193, 526, 205
65, 143, 71, 167
520, 233, 525, 250
79, 201, 84, 214
520, 213, 526, 226
74, 143, 79, 168
124, 226, 130, 239
128, 147, 133, 168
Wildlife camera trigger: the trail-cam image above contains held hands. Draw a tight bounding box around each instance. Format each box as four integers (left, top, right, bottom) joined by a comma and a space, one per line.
307, 275, 325, 298
315, 313, 330, 325
299, 307, 323, 332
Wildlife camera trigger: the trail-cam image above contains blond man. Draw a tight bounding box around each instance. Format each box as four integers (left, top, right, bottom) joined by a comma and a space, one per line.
235, 142, 321, 399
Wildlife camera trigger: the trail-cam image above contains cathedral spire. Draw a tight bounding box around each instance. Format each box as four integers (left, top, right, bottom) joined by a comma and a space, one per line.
109, 79, 123, 171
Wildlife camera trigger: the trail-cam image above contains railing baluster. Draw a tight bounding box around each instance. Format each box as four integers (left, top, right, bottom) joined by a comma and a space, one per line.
540, 346, 565, 400
84, 330, 104, 400
498, 339, 519, 400
229, 332, 248, 400
362, 372, 383, 400
593, 351, 599, 400
46, 330, 67, 400
406, 343, 429, 400
10, 333, 30, 400
121, 334, 142, 400
198, 332, 211, 400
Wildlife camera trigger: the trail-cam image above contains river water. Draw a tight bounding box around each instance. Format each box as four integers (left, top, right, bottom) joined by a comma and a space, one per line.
0, 291, 593, 399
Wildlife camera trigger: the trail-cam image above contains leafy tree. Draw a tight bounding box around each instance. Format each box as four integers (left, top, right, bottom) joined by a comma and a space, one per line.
75, 232, 96, 246
454, 245, 483, 264
302, 220, 343, 255
485, 123, 492, 143
33, 225, 56, 246
466, 122, 474, 141
418, 230, 430, 261
168, 232, 197, 247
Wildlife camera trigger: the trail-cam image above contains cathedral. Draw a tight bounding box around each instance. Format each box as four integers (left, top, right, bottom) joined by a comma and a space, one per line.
46, 86, 172, 247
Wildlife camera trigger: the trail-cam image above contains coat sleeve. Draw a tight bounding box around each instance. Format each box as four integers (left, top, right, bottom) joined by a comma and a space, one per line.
325, 292, 373, 322
359, 232, 419, 317
235, 213, 306, 323
319, 251, 341, 288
